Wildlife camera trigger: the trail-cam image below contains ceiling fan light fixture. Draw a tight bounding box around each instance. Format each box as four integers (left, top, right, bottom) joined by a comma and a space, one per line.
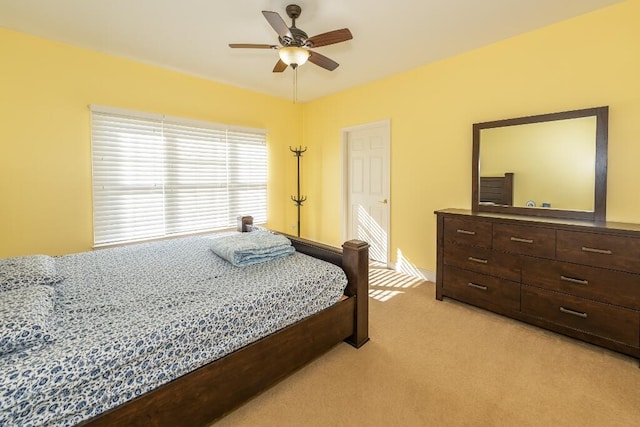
278, 46, 309, 67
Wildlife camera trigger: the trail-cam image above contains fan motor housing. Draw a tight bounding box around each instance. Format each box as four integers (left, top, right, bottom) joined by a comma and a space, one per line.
280, 27, 308, 46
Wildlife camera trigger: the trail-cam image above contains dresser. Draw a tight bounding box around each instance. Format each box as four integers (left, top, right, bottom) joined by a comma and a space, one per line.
435, 208, 640, 360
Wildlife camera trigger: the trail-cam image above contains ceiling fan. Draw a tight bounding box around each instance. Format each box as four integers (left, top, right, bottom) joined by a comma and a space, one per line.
229, 4, 353, 72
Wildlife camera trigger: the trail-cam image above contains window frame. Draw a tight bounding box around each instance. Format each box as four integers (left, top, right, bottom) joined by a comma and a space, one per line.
90, 105, 267, 247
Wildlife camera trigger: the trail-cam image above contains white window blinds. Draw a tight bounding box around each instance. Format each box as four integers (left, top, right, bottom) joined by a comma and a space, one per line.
91, 106, 267, 246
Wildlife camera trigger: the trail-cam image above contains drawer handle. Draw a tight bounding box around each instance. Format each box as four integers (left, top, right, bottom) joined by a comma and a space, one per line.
560, 275, 589, 286
467, 282, 488, 291
581, 246, 612, 255
510, 236, 534, 244
467, 256, 488, 264
456, 229, 476, 235
559, 307, 588, 319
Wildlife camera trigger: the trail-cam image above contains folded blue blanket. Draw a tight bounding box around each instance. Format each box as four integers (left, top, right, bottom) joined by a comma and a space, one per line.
210, 230, 295, 267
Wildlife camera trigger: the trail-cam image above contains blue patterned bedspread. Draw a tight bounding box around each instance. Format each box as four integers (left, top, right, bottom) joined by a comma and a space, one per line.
0, 233, 347, 426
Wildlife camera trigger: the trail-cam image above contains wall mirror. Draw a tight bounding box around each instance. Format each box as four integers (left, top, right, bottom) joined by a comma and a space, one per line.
472, 106, 608, 222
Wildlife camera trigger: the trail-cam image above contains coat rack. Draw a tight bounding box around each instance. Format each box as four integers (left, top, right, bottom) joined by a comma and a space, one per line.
290, 146, 307, 237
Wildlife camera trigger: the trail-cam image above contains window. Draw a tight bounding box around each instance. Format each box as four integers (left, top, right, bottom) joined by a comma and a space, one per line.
90, 106, 267, 246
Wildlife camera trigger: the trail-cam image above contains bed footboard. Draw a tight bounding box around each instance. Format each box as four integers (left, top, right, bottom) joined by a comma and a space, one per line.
287, 235, 369, 347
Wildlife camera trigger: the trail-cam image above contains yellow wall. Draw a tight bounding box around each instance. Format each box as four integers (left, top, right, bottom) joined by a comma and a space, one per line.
480, 117, 596, 210
302, 0, 640, 272
0, 28, 302, 257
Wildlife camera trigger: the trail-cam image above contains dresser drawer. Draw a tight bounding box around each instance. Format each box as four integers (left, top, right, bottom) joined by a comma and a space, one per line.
493, 223, 555, 258
443, 217, 492, 248
522, 257, 640, 310
444, 244, 520, 282
521, 285, 640, 347
557, 230, 640, 274
443, 265, 520, 312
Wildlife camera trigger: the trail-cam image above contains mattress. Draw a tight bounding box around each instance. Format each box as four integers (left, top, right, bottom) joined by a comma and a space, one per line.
0, 233, 347, 426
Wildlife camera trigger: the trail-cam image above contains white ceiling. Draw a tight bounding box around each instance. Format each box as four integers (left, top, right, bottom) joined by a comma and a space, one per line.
0, 0, 624, 102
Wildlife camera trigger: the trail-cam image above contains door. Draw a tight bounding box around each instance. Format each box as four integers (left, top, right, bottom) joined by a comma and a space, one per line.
344, 121, 390, 264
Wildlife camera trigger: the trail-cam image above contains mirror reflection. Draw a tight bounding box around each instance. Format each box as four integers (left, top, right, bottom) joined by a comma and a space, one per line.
479, 116, 597, 211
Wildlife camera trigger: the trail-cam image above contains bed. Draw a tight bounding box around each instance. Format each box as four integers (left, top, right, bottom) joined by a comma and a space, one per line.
479, 172, 514, 206
0, 217, 369, 426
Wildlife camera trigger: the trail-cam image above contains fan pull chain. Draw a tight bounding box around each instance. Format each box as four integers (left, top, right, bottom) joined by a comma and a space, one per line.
293, 67, 298, 104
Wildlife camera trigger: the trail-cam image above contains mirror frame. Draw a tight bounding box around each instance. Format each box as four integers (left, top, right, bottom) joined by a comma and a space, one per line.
472, 106, 609, 222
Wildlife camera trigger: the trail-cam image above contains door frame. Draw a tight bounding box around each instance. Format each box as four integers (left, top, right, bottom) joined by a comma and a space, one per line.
341, 119, 391, 265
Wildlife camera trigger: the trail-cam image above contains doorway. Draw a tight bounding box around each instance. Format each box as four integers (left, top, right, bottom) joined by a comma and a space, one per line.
342, 120, 390, 264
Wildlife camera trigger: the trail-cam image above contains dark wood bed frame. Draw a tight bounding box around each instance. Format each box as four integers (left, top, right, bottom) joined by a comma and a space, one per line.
83, 217, 369, 426
480, 172, 514, 206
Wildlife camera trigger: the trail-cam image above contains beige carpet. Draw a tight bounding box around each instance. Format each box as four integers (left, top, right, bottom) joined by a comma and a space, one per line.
214, 266, 640, 426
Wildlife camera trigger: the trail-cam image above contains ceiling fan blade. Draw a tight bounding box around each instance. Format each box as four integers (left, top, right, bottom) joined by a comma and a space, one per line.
273, 59, 288, 73
262, 11, 292, 39
307, 28, 353, 48
308, 51, 339, 71
229, 43, 278, 49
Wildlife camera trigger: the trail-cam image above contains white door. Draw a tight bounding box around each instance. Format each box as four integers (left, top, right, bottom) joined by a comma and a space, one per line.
344, 121, 390, 264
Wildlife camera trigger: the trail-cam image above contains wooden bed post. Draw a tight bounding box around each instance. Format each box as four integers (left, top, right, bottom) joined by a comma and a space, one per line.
237, 215, 253, 232
342, 239, 370, 348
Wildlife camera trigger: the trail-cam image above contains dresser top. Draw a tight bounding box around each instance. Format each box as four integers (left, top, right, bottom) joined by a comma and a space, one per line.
435, 208, 640, 235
